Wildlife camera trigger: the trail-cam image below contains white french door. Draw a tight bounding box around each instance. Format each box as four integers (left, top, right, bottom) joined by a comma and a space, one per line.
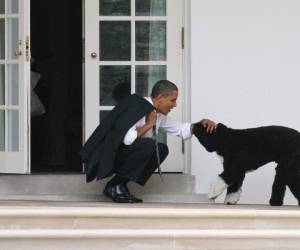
0, 0, 30, 173
84, 0, 184, 172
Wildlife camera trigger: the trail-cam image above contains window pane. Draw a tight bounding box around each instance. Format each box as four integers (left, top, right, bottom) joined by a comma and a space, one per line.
7, 64, 18, 105
100, 21, 131, 61
0, 110, 4, 151
7, 109, 18, 151
0, 0, 4, 14
136, 65, 166, 96
136, 21, 166, 61
136, 0, 166, 16
0, 19, 4, 59
0, 64, 4, 105
7, 18, 18, 60
100, 66, 131, 105
7, 0, 18, 14
100, 0, 130, 16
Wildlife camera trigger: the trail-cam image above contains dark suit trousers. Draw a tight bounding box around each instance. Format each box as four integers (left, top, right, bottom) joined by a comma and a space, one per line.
114, 138, 169, 185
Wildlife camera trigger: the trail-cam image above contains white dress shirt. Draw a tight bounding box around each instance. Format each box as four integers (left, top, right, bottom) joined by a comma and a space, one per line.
123, 97, 192, 145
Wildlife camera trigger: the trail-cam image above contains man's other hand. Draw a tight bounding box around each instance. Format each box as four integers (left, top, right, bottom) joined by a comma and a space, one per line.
146, 111, 157, 128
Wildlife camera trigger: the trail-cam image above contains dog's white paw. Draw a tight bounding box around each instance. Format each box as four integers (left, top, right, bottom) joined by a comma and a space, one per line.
224, 189, 242, 205
208, 176, 228, 199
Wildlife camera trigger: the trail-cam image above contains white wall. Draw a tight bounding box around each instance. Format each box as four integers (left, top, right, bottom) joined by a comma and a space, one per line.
190, 0, 300, 205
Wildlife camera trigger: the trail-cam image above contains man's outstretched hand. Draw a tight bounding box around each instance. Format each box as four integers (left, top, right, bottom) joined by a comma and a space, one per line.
201, 119, 217, 133
191, 119, 217, 134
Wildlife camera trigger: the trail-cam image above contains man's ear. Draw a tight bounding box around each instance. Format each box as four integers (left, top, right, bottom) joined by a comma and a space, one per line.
193, 123, 205, 137
155, 94, 165, 101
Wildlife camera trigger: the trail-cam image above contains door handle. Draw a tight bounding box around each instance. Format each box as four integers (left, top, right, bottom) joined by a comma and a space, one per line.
90, 52, 97, 59
15, 51, 22, 57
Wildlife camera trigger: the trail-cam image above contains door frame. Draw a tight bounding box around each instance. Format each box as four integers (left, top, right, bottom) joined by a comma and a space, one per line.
183, 0, 191, 174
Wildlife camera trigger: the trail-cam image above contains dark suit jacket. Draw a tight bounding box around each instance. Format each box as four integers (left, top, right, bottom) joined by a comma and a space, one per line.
80, 94, 154, 182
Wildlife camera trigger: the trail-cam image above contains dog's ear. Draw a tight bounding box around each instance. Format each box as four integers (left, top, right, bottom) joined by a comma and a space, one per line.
193, 122, 206, 138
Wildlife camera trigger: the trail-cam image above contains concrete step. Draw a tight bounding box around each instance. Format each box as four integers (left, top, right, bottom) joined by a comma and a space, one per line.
0, 174, 207, 203
0, 229, 300, 250
0, 193, 210, 203
0, 202, 299, 230
0, 202, 299, 249
0, 174, 195, 195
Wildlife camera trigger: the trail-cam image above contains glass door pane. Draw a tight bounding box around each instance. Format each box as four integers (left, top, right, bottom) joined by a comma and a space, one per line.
0, 19, 4, 59
0, 64, 4, 104
100, 21, 131, 61
135, 21, 166, 61
7, 18, 19, 59
0, 0, 4, 13
7, 109, 18, 151
7, 0, 18, 14
99, 0, 130, 16
135, 0, 166, 16
0, 110, 4, 151
7, 63, 18, 105
100, 65, 131, 105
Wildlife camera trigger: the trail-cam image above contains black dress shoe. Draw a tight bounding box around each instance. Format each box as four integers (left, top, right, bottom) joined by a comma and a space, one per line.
103, 183, 137, 203
123, 185, 143, 203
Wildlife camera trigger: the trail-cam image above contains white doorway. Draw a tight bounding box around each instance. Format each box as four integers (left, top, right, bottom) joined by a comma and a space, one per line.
30, 0, 83, 172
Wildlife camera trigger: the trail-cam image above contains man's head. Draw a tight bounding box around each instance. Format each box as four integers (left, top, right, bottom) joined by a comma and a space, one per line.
151, 80, 178, 115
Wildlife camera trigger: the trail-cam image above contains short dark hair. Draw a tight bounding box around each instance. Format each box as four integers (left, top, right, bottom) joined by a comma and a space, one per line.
151, 80, 178, 98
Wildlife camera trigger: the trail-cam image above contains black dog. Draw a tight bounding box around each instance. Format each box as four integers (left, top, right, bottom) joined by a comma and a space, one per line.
193, 123, 300, 206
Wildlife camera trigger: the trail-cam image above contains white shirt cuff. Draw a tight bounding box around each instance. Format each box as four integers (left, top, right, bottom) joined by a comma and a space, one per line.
181, 122, 192, 140
123, 129, 138, 145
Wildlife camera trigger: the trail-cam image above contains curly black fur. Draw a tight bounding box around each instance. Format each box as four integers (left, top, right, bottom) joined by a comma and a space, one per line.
194, 123, 300, 206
